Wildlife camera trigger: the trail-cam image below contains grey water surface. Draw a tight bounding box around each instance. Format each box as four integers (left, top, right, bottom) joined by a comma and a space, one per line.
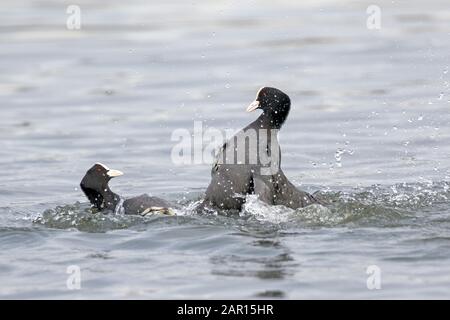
1, 0, 450, 299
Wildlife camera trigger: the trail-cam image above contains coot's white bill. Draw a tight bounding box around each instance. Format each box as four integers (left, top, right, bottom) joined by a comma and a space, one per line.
246, 100, 260, 112
107, 169, 124, 177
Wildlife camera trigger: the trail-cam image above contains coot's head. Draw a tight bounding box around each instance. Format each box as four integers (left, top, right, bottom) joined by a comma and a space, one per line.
80, 163, 123, 210
246, 87, 291, 127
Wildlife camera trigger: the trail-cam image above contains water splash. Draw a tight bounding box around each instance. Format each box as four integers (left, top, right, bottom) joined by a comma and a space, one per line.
32, 181, 450, 232
33, 202, 167, 232
334, 148, 354, 168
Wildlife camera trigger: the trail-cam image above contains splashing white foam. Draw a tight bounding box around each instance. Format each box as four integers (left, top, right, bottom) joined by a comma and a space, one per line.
242, 195, 293, 224
242, 195, 342, 226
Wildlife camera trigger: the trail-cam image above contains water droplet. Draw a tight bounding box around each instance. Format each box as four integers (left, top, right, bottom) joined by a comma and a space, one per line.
334, 148, 344, 168
225, 83, 231, 89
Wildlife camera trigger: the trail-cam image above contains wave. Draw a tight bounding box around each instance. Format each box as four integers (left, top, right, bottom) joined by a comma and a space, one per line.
32, 202, 176, 233
31, 181, 450, 232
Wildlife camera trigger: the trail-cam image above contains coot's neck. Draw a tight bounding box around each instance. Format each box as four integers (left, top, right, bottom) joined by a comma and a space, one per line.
100, 186, 121, 211
255, 105, 290, 130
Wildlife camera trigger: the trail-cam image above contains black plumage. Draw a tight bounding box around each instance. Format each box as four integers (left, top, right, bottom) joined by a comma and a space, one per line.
80, 163, 173, 215
202, 87, 318, 211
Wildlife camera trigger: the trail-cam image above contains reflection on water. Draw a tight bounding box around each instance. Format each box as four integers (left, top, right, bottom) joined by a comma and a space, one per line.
211, 253, 295, 280
211, 237, 295, 278
210, 238, 294, 298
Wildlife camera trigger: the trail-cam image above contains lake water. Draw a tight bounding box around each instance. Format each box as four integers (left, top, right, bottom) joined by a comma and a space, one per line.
1, 0, 450, 299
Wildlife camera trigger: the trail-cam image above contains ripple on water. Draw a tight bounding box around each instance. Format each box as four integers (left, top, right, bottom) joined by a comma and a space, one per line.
29, 181, 450, 233
33, 202, 153, 233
